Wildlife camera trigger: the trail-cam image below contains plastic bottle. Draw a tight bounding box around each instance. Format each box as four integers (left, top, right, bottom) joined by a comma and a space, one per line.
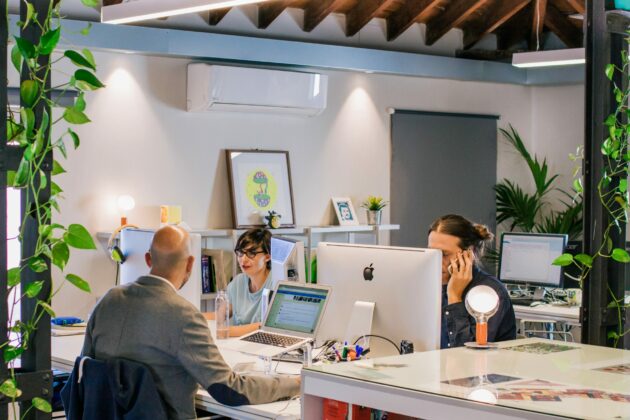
215, 290, 230, 339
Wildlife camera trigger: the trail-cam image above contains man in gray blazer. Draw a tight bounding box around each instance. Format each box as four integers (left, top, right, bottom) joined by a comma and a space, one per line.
82, 225, 300, 419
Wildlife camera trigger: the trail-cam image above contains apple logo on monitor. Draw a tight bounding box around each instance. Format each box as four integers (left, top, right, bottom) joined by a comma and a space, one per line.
363, 263, 374, 281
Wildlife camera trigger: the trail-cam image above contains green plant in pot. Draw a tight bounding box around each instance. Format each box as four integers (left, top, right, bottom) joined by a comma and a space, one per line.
361, 195, 388, 225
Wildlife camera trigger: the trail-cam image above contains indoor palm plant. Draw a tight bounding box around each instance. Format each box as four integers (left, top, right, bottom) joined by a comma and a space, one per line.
2, 0, 104, 416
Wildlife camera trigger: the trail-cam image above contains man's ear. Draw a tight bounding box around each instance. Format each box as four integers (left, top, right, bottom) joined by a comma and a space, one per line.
145, 252, 152, 268
186, 255, 194, 273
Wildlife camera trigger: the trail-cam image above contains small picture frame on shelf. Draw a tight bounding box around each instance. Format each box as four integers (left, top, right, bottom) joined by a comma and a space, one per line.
331, 197, 359, 226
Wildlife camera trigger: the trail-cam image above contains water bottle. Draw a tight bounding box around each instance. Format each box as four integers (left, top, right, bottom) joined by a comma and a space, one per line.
215, 291, 230, 340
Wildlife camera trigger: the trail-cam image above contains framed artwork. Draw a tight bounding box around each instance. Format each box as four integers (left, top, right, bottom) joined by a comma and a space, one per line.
332, 197, 359, 226
226, 149, 296, 228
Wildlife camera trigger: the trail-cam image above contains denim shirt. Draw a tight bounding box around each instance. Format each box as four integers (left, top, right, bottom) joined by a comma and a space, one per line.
440, 267, 516, 349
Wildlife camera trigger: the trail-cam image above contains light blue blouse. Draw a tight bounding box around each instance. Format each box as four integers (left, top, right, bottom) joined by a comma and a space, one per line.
226, 272, 272, 326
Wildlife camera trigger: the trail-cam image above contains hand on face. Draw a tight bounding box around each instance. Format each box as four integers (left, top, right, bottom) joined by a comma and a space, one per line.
447, 249, 473, 304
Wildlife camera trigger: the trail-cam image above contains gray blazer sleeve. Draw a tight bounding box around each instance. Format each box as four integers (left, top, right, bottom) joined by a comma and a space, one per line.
177, 311, 300, 406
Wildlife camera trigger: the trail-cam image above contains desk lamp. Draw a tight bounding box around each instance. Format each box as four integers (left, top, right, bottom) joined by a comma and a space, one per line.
465, 285, 499, 347
117, 195, 135, 226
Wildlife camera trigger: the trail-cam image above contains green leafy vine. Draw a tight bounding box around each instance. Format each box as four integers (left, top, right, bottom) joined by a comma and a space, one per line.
2, 0, 103, 416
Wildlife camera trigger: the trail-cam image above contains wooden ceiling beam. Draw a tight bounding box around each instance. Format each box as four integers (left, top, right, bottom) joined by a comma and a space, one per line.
497, 6, 531, 50
303, 0, 346, 32
463, 0, 531, 49
425, 0, 491, 46
564, 0, 585, 15
258, 1, 293, 29
544, 1, 583, 48
102, 0, 122, 5
207, 9, 231, 26
529, 0, 547, 50
386, 0, 442, 41
346, 0, 397, 37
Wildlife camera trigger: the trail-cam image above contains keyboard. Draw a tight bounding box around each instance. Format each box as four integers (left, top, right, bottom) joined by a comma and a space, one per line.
241, 331, 303, 348
511, 298, 536, 306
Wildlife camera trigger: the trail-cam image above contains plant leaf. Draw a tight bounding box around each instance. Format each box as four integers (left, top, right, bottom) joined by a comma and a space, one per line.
74, 69, 105, 90
8, 267, 20, 287
82, 48, 96, 68
23, 2, 35, 28
14, 158, 30, 188
39, 27, 61, 55
608, 330, 620, 340
14, 36, 36, 59
39, 169, 48, 190
32, 397, 52, 413
68, 128, 80, 149
80, 23, 93, 36
74, 92, 86, 112
7, 119, 24, 141
0, 379, 21, 398
52, 160, 66, 176
611, 248, 630, 263
10, 44, 22, 72
65, 273, 91, 292
52, 242, 70, 271
63, 107, 91, 124
51, 181, 63, 196
25, 281, 44, 298
574, 254, 593, 267
3, 346, 24, 363
20, 80, 39, 107
37, 301, 56, 318
605, 64, 615, 80
64, 50, 96, 70
28, 257, 47, 273
80, 0, 99, 8
553, 253, 574, 266
21, 107, 35, 136
64, 224, 96, 249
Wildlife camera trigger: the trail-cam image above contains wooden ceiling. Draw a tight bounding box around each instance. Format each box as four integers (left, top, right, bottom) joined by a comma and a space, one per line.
212, 0, 585, 58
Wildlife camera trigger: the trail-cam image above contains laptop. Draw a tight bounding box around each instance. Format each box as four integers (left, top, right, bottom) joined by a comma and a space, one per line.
220, 282, 331, 358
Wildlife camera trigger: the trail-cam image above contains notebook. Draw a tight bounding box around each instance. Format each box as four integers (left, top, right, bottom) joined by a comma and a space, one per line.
220, 282, 331, 358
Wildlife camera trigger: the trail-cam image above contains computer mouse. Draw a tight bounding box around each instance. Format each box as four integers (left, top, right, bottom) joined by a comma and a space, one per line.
530, 301, 544, 307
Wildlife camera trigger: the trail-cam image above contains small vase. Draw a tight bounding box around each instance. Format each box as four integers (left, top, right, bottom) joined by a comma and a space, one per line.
367, 210, 382, 225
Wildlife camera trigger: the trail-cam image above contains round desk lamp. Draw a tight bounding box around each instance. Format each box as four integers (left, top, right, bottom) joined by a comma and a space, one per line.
465, 285, 500, 347
117, 195, 135, 226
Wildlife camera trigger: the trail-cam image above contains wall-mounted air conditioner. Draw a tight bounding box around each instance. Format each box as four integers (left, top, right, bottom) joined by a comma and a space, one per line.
186, 63, 328, 117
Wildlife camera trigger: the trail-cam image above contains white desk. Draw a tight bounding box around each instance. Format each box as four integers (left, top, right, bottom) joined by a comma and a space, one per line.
302, 338, 630, 419
51, 323, 301, 419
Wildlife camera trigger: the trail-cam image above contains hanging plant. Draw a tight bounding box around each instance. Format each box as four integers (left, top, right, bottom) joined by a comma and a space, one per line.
2, 0, 104, 416
553, 38, 630, 348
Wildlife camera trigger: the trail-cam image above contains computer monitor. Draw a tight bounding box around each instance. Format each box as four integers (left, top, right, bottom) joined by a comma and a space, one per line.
498, 232, 568, 288
270, 236, 306, 287
316, 242, 442, 356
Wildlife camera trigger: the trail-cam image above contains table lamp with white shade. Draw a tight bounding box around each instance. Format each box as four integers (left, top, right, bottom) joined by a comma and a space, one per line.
464, 285, 500, 348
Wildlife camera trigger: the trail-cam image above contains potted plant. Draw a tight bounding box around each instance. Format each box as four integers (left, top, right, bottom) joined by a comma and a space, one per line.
361, 196, 388, 225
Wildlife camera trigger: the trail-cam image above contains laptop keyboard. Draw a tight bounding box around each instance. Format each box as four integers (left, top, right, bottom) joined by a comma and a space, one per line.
241, 332, 303, 348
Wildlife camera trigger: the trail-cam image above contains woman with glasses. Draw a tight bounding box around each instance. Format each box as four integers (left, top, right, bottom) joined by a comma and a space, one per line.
204, 228, 272, 337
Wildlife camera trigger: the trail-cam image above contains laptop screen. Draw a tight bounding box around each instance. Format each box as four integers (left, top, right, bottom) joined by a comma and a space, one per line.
264, 284, 329, 334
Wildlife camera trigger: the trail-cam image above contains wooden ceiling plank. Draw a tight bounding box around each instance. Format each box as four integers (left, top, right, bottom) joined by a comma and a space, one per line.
425, 0, 492, 46
463, 0, 531, 49
564, 0, 585, 15
103, 0, 123, 5
386, 0, 443, 41
497, 6, 532, 50
208, 9, 231, 26
544, 1, 583, 48
529, 0, 548, 50
304, 0, 346, 32
258, 1, 293, 29
346, 0, 397, 37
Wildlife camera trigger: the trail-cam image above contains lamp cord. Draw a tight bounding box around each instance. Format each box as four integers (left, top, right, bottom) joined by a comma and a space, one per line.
536, 1, 541, 51
353, 334, 401, 354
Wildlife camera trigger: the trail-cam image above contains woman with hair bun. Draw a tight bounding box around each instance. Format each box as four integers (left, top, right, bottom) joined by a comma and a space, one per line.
428, 214, 516, 348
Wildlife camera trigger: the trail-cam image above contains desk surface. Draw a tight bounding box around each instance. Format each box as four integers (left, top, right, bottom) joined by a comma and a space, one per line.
51, 322, 301, 419
303, 338, 630, 419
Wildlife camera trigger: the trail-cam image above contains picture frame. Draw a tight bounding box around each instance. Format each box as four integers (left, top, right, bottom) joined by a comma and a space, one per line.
226, 149, 296, 228
331, 197, 359, 226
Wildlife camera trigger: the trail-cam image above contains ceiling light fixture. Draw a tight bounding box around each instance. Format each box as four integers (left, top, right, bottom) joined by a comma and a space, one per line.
102, 0, 270, 25
512, 48, 585, 68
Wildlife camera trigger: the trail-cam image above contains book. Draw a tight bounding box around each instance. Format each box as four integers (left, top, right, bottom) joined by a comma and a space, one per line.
201, 254, 212, 294
201, 248, 234, 292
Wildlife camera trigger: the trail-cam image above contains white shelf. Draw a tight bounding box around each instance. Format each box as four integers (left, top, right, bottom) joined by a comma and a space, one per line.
308, 224, 399, 234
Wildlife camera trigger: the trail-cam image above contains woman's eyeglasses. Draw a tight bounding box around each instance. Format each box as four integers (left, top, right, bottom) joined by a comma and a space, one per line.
234, 248, 266, 259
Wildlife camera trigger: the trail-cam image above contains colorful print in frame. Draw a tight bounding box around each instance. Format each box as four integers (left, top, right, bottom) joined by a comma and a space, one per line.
226, 150, 296, 228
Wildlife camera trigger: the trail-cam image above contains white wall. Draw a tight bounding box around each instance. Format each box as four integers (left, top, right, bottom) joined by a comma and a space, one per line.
8, 49, 585, 317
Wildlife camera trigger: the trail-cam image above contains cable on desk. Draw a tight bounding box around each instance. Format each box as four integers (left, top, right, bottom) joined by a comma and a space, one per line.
353, 334, 401, 355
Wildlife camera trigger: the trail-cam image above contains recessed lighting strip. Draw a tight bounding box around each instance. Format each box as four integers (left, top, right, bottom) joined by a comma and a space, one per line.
512, 48, 585, 68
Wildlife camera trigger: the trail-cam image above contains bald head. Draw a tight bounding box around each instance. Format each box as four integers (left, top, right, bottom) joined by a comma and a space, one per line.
146, 225, 194, 288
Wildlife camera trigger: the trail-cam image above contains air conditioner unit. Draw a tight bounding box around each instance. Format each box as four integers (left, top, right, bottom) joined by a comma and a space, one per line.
187, 64, 328, 116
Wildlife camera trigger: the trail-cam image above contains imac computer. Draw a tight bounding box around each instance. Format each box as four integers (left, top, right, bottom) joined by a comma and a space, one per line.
498, 233, 568, 298
262, 236, 306, 319
316, 242, 442, 357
